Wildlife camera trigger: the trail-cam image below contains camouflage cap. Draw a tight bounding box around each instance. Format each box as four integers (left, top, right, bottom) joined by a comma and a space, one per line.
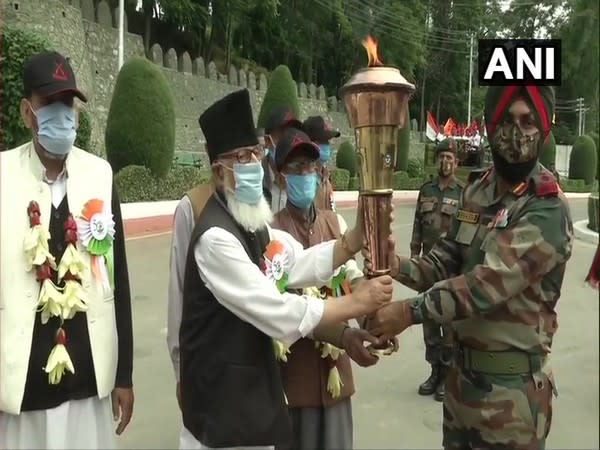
436, 138, 457, 155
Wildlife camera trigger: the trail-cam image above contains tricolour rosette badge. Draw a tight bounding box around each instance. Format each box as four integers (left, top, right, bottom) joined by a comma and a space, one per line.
76, 199, 115, 290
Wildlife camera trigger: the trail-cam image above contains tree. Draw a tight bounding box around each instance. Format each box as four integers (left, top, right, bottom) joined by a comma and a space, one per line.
257, 65, 300, 129
105, 57, 176, 177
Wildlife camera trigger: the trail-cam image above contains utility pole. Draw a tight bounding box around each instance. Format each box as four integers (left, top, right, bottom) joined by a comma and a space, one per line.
577, 97, 584, 136
118, 0, 125, 70
467, 33, 474, 125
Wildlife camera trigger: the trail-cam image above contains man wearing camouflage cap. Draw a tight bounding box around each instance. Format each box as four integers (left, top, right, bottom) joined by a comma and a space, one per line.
366, 85, 573, 449
410, 138, 463, 402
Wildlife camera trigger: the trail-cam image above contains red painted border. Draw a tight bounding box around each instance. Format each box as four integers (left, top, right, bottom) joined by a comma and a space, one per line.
122, 198, 417, 239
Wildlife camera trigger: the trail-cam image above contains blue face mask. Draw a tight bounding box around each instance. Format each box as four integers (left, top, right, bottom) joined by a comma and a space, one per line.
32, 102, 77, 157
231, 162, 264, 204
318, 144, 331, 163
286, 173, 318, 209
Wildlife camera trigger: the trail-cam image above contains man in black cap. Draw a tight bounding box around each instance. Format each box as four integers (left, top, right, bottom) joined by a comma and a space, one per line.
178, 89, 394, 449
0, 51, 133, 449
263, 106, 304, 213
302, 116, 341, 211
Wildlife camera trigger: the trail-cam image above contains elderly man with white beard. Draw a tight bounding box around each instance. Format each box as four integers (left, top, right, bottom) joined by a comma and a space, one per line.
177, 89, 393, 450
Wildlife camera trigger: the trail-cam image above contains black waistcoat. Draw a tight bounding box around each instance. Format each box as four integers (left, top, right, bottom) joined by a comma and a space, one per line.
180, 192, 291, 448
21, 196, 97, 411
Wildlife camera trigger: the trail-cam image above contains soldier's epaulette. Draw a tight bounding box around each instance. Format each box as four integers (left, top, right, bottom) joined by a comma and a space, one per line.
533, 171, 561, 197
467, 168, 490, 184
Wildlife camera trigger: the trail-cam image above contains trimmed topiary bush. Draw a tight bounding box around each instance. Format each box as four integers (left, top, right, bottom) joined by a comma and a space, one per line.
115, 166, 158, 202
588, 192, 599, 232
407, 157, 423, 178
539, 131, 556, 168
396, 105, 410, 171
257, 65, 300, 129
568, 135, 598, 185
330, 168, 350, 190
106, 57, 176, 178
0, 26, 51, 151
348, 176, 359, 190
336, 141, 357, 176
75, 108, 92, 152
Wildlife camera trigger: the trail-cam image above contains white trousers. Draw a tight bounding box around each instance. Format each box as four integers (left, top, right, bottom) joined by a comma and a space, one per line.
0, 396, 115, 450
179, 426, 273, 450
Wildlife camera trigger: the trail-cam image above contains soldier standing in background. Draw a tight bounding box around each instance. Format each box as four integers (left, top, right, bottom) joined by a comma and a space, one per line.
366, 84, 573, 450
410, 138, 463, 402
302, 116, 340, 211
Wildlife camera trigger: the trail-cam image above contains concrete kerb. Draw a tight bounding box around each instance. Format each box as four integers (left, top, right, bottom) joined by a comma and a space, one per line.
574, 220, 599, 245
121, 191, 592, 239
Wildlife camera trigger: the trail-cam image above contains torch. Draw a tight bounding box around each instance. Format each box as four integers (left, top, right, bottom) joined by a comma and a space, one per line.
340, 36, 415, 278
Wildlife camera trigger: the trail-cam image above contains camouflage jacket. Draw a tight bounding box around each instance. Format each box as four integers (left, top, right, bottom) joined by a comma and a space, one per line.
396, 164, 573, 355
410, 176, 464, 256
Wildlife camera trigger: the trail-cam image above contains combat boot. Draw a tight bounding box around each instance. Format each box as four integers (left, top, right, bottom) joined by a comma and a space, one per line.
434, 366, 447, 402
418, 365, 440, 396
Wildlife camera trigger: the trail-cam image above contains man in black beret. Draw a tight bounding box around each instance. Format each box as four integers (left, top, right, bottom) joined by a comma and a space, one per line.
178, 89, 394, 449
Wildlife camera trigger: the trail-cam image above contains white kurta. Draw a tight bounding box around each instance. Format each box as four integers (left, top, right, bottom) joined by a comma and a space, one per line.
0, 166, 116, 450
168, 195, 342, 450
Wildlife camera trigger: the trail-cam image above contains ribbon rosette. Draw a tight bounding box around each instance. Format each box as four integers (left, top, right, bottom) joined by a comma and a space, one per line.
264, 240, 290, 292
76, 199, 115, 289
263, 240, 292, 361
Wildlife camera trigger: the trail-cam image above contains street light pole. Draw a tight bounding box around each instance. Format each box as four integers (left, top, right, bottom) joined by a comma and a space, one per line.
118, 0, 125, 70
467, 33, 474, 125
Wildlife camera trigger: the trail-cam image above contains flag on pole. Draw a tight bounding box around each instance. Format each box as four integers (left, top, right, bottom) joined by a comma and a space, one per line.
426, 111, 439, 142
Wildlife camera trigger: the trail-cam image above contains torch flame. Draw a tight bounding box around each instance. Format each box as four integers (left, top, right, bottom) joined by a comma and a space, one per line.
362, 35, 383, 67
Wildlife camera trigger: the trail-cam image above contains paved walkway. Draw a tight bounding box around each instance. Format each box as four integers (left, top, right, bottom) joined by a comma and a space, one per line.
117, 200, 599, 449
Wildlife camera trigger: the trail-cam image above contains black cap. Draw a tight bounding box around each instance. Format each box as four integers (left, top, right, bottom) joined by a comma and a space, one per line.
23, 51, 87, 102
199, 89, 259, 163
302, 116, 340, 142
275, 128, 320, 171
436, 138, 457, 154
264, 106, 303, 135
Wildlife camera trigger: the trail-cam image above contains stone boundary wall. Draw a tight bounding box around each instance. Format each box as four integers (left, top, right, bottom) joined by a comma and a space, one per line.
2, 0, 352, 167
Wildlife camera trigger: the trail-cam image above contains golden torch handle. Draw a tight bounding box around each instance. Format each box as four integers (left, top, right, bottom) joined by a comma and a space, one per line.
360, 191, 393, 278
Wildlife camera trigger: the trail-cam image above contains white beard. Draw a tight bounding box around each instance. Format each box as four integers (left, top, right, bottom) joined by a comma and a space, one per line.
224, 190, 273, 232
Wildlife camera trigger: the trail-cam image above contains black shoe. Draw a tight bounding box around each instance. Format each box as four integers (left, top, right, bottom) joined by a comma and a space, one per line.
434, 366, 448, 402
418, 366, 440, 396
434, 379, 445, 402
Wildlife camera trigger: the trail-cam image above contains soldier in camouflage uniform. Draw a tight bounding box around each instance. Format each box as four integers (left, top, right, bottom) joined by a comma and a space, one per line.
410, 138, 464, 402
366, 85, 573, 449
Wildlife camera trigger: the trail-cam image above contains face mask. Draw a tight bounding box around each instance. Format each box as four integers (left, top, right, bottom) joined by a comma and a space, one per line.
318, 144, 331, 163
438, 159, 453, 177
229, 162, 264, 205
31, 102, 77, 157
286, 173, 318, 209
490, 123, 542, 164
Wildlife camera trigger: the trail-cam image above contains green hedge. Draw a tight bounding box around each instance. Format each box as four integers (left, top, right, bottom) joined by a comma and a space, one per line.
588, 193, 599, 232
75, 108, 92, 152
348, 176, 359, 190
257, 65, 300, 129
336, 141, 357, 176
106, 57, 176, 177
560, 178, 599, 193
115, 165, 211, 202
330, 168, 350, 190
568, 135, 598, 185
0, 26, 51, 150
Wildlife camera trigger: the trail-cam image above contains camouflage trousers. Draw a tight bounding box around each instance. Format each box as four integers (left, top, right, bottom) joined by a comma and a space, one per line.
442, 366, 555, 450
422, 322, 454, 366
